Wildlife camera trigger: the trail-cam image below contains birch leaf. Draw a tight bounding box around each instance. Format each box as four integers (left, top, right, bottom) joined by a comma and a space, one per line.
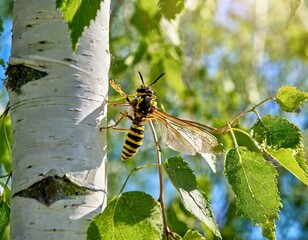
252, 114, 301, 149
225, 147, 282, 224
275, 85, 308, 112
164, 156, 221, 239
252, 114, 308, 174
87, 191, 163, 240
56, 0, 103, 50
267, 148, 308, 185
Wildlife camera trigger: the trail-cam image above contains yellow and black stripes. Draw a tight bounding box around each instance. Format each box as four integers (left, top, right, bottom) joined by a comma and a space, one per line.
121, 122, 145, 160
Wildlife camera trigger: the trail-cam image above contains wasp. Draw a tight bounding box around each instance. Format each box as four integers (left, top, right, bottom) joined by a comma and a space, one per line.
103, 72, 222, 171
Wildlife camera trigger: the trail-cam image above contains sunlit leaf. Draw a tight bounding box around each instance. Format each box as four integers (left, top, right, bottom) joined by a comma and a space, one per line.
252, 114, 301, 149
225, 147, 281, 224
251, 115, 308, 176
267, 148, 308, 185
275, 85, 308, 112
56, 0, 103, 50
87, 191, 163, 240
164, 156, 221, 239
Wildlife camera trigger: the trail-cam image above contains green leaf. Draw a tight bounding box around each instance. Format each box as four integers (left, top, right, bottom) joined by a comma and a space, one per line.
251, 114, 308, 177
56, 0, 103, 50
0, 200, 10, 240
225, 147, 282, 224
233, 128, 260, 153
159, 0, 185, 20
262, 219, 276, 240
164, 156, 221, 239
266, 148, 308, 185
183, 229, 206, 240
252, 114, 301, 149
275, 85, 308, 112
87, 191, 163, 240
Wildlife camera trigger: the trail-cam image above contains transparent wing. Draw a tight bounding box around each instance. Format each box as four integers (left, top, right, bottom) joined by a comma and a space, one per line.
151, 110, 223, 172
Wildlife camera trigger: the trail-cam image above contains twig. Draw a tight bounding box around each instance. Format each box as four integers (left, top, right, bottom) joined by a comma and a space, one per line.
216, 97, 273, 134
0, 172, 12, 202
149, 120, 170, 239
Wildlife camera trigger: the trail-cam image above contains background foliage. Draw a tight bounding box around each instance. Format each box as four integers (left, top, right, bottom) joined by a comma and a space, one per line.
1, 0, 308, 239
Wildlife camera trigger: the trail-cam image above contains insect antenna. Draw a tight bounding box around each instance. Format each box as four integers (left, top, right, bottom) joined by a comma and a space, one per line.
148, 72, 165, 87
138, 71, 146, 86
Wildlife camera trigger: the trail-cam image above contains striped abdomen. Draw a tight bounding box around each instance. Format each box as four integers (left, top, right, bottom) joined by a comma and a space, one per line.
122, 122, 144, 160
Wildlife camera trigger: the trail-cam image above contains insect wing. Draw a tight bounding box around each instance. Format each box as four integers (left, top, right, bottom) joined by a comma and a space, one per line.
153, 110, 222, 172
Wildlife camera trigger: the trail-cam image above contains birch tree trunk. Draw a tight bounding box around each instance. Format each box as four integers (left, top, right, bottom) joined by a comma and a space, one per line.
6, 0, 110, 239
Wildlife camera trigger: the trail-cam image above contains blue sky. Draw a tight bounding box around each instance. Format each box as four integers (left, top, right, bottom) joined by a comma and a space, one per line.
0, 19, 12, 104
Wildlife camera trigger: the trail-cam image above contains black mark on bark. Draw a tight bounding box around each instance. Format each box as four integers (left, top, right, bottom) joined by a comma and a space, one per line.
5, 64, 47, 94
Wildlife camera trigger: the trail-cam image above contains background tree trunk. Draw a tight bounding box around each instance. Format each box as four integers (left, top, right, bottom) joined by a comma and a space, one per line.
7, 0, 110, 239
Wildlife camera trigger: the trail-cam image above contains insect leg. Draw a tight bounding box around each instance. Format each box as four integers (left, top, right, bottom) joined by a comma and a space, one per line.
108, 127, 130, 133
100, 111, 130, 130
107, 101, 130, 107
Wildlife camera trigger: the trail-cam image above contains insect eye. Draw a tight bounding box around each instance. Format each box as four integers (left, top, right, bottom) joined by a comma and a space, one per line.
136, 87, 145, 93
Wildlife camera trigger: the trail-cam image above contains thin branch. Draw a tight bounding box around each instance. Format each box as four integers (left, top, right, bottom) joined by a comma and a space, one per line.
149, 120, 170, 239
0, 172, 12, 202
0, 174, 10, 179
216, 97, 273, 134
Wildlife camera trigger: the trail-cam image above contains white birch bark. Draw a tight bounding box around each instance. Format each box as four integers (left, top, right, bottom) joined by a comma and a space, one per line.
8, 0, 110, 239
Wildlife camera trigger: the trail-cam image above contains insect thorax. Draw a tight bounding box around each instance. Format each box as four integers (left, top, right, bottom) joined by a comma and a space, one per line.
131, 89, 157, 122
